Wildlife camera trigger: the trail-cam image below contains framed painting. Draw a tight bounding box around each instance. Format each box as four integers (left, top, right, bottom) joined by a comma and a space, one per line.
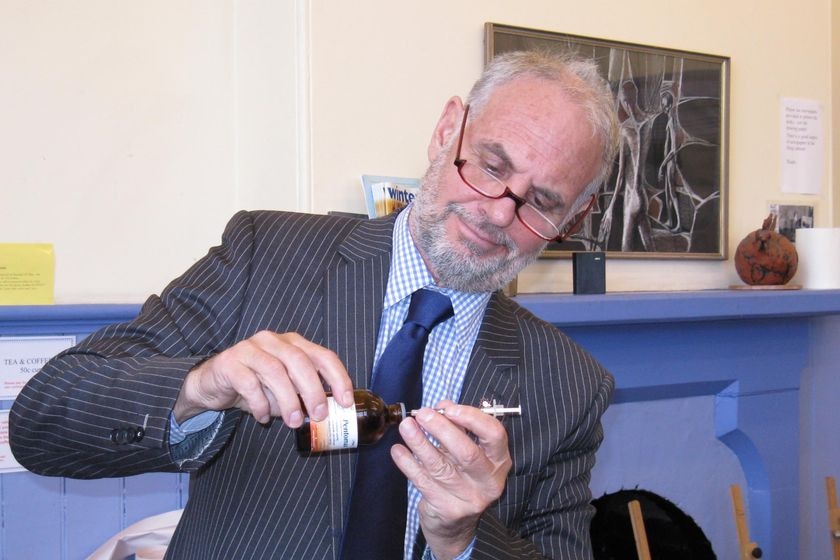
486, 23, 730, 259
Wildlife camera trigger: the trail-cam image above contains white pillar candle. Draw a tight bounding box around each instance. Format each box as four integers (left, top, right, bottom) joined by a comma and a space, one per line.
794, 228, 840, 289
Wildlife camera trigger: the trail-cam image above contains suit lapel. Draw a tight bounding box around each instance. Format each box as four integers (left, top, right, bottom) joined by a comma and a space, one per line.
322, 214, 396, 558
460, 292, 522, 412
323, 215, 394, 388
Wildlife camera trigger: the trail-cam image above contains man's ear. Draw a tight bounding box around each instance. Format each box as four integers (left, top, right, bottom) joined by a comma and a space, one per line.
427, 97, 465, 162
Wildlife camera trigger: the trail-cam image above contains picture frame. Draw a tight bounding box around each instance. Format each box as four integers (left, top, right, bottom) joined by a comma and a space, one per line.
486, 23, 730, 259
768, 203, 814, 242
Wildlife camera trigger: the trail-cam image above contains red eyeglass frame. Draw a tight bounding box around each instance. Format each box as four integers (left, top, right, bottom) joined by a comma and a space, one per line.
452, 104, 597, 243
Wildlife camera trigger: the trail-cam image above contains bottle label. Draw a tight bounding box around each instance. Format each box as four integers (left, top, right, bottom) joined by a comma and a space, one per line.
309, 397, 358, 451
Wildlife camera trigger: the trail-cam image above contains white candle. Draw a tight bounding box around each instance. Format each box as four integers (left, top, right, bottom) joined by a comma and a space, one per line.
794, 228, 840, 289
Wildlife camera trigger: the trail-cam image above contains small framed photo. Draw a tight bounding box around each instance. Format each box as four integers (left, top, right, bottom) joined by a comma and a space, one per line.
768, 203, 814, 242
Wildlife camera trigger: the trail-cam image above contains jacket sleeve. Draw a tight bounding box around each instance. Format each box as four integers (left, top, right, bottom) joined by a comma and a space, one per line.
8, 211, 260, 478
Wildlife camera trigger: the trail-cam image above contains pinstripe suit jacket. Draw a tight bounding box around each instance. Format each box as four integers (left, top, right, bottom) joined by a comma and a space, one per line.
10, 210, 613, 559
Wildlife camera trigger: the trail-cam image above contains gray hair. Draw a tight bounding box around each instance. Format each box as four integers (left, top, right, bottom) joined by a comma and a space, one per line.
466, 50, 619, 214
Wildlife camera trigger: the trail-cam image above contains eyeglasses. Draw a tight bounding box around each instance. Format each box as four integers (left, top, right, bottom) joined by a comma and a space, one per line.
453, 104, 596, 243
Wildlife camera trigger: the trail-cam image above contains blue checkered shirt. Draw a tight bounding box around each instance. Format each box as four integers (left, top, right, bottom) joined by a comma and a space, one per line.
381, 206, 491, 559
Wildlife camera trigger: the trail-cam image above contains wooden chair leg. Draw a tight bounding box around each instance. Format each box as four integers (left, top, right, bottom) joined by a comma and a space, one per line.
730, 484, 762, 559
628, 499, 652, 560
825, 476, 840, 560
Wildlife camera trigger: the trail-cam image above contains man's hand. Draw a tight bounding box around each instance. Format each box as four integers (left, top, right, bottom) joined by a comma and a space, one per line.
391, 400, 512, 560
173, 331, 354, 427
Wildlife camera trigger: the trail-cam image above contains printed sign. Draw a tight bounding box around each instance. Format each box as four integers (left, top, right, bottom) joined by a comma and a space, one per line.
0, 335, 76, 399
0, 410, 24, 473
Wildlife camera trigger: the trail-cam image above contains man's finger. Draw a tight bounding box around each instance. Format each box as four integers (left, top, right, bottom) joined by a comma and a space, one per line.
433, 402, 510, 463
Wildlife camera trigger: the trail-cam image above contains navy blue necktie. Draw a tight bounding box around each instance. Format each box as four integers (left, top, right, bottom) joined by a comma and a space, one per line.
341, 288, 454, 560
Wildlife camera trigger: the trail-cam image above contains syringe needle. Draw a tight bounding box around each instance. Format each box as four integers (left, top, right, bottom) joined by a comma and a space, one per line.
409, 404, 521, 418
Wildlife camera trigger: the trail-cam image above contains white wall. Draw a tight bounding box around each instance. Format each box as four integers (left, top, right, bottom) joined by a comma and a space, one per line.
0, 0, 835, 302
2, 2, 236, 302
834, 0, 840, 226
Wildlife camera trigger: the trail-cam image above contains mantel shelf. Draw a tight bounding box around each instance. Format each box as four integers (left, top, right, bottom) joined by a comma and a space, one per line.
1, 289, 840, 333
514, 288, 840, 326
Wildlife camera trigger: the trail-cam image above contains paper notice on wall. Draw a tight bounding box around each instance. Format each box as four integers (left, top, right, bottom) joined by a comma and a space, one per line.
0, 410, 24, 473
780, 97, 823, 195
0, 335, 76, 399
0, 244, 55, 305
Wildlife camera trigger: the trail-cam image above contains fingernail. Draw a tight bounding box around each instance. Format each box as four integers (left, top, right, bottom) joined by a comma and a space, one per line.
400, 418, 418, 437
289, 410, 302, 426
259, 414, 270, 424
343, 390, 355, 407
418, 409, 436, 422
313, 404, 327, 420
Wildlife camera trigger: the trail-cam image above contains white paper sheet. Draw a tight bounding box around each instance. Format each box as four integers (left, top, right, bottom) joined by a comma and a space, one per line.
0, 411, 24, 473
0, 335, 75, 399
780, 97, 823, 194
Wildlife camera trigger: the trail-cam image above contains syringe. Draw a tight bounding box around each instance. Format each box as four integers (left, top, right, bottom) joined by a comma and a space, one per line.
410, 402, 522, 418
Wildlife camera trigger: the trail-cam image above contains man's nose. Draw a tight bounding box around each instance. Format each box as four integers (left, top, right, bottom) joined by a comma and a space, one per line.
480, 193, 519, 229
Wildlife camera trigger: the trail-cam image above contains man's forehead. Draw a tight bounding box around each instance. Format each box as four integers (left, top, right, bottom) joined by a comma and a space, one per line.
469, 91, 594, 160
480, 75, 574, 112
466, 80, 602, 194
470, 80, 589, 139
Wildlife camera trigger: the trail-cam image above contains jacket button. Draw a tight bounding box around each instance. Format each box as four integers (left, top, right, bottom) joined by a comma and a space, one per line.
110, 427, 141, 444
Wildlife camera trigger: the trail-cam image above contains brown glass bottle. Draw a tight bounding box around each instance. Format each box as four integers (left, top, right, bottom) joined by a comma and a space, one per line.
295, 389, 407, 452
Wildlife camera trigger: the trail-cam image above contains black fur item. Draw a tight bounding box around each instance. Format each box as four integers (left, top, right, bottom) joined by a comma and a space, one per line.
590, 489, 716, 559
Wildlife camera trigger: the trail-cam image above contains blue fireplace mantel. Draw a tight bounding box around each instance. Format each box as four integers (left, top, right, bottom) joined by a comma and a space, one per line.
2, 287, 837, 333
518, 289, 840, 560
1, 289, 839, 559
515, 288, 840, 325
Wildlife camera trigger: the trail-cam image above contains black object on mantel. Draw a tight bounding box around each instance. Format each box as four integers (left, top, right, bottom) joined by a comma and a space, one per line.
573, 252, 606, 295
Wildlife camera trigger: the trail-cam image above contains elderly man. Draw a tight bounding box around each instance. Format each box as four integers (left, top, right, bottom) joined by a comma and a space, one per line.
11, 50, 619, 559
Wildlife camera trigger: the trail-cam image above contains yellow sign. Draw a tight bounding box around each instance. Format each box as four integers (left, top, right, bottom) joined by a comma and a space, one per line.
0, 244, 55, 305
